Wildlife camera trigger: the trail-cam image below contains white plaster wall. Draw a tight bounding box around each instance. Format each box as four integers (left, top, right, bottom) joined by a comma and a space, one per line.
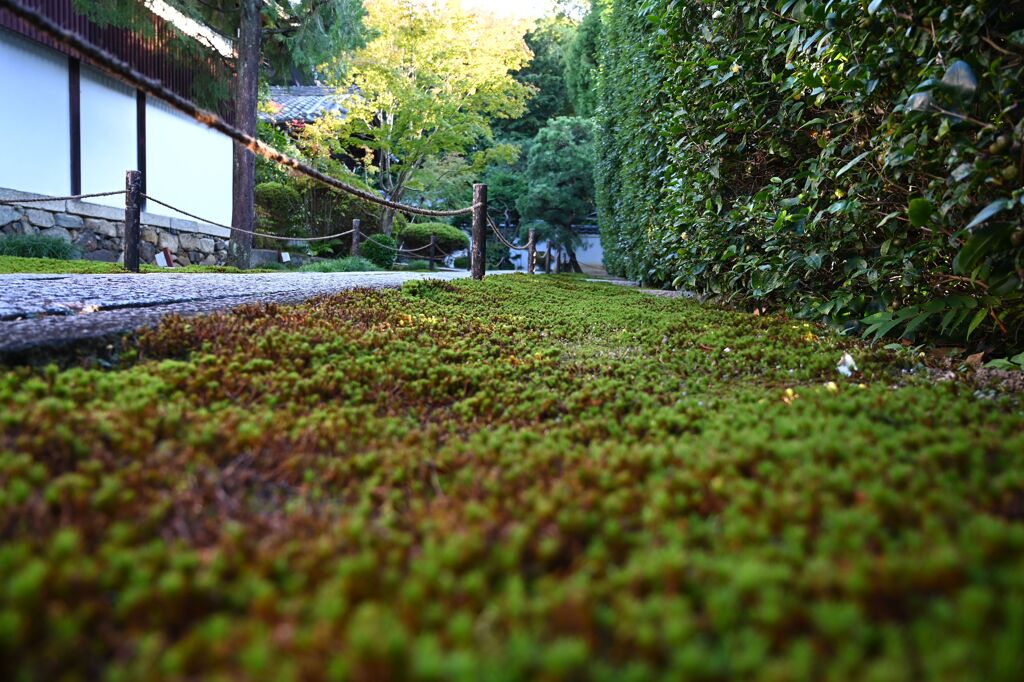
527, 234, 605, 274
80, 65, 136, 207
145, 97, 232, 225
574, 234, 605, 270
0, 29, 70, 196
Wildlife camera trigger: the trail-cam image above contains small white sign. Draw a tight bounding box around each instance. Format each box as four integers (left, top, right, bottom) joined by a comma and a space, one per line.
155, 251, 170, 268
279, 252, 291, 263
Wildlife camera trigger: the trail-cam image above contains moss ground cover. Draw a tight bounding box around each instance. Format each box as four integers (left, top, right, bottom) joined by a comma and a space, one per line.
0, 256, 272, 275
1, 276, 1022, 680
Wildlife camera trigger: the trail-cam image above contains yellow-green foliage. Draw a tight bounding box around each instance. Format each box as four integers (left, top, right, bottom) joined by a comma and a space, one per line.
1, 277, 1022, 680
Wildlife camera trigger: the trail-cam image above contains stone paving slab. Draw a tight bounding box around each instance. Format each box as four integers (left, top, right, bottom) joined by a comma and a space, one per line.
0, 270, 496, 356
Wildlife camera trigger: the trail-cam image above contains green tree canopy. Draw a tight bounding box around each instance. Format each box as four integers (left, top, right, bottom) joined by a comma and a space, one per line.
493, 13, 579, 142
517, 116, 596, 251
311, 0, 531, 235
563, 2, 602, 118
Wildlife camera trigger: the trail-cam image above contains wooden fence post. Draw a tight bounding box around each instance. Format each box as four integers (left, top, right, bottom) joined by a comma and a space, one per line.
471, 183, 487, 280
351, 218, 361, 257
124, 170, 142, 272
429, 235, 437, 270
527, 228, 536, 275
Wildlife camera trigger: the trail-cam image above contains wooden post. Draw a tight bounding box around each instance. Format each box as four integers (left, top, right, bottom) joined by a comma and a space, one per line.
527, 228, 536, 275
124, 170, 142, 272
351, 218, 361, 257
429, 234, 437, 271
471, 183, 487, 280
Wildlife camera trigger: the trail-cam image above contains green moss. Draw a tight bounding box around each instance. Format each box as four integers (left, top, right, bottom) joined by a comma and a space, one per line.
0, 256, 274, 275
1, 276, 1022, 680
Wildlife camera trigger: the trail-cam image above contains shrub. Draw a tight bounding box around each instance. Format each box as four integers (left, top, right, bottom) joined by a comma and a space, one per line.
360, 234, 398, 270
254, 181, 305, 248
0, 233, 78, 260
596, 0, 1024, 351
453, 255, 470, 269
403, 259, 431, 271
292, 161, 408, 257
299, 256, 381, 273
397, 222, 470, 253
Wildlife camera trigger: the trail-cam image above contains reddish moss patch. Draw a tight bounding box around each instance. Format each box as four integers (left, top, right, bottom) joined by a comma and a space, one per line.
1, 276, 1022, 680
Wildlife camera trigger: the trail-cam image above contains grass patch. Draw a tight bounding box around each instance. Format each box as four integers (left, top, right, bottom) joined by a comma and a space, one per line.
299, 256, 381, 273
1, 276, 1022, 679
0, 233, 79, 260
0, 255, 272, 275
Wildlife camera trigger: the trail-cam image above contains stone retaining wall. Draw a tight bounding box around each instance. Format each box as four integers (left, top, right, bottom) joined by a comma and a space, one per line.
0, 188, 229, 266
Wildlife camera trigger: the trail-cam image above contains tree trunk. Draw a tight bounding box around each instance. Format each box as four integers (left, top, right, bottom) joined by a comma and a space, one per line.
381, 207, 397, 236
227, 0, 261, 269
567, 247, 583, 273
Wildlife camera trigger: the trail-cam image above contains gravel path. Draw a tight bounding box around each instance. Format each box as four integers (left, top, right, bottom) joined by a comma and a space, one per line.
0, 270, 490, 356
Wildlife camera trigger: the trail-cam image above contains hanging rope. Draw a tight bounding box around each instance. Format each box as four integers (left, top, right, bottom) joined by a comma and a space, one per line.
142, 194, 356, 242
487, 216, 530, 251
0, 190, 126, 205
0, 0, 477, 219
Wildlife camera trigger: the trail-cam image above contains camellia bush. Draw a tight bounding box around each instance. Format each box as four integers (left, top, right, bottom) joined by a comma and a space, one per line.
596, 0, 1024, 351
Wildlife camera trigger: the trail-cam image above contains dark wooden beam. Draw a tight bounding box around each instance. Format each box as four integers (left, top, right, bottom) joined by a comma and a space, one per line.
136, 90, 146, 211
68, 56, 81, 195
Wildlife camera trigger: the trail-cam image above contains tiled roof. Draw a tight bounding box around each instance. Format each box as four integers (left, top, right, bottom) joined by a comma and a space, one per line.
260, 86, 349, 124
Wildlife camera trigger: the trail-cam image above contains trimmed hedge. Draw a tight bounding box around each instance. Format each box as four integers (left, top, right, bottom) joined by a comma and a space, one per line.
397, 222, 470, 252
360, 233, 398, 270
254, 182, 305, 248
596, 0, 1024, 351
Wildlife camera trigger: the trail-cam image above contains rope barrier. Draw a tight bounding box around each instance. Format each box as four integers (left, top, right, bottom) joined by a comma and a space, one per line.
0, 0, 477, 219
362, 236, 435, 254
143, 194, 356, 242
0, 190, 126, 205
487, 216, 530, 251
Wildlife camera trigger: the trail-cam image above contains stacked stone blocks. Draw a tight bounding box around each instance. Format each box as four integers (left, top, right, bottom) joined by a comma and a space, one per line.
0, 188, 229, 266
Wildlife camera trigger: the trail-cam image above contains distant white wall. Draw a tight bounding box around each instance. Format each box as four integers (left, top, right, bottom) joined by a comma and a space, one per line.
80, 65, 136, 208
0, 29, 70, 196
146, 97, 232, 225
574, 234, 605, 271
524, 234, 605, 274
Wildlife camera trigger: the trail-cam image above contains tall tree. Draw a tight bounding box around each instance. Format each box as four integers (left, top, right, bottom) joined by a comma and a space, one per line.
563, 1, 601, 118
517, 116, 596, 271
74, 0, 364, 268
313, 0, 531, 235
492, 12, 578, 143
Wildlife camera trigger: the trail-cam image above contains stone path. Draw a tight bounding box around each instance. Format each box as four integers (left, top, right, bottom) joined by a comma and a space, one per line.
0, 270, 491, 356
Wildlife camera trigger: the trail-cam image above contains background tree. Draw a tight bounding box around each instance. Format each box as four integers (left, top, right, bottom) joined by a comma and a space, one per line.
517, 116, 596, 272
493, 11, 578, 143
563, 1, 601, 118
313, 0, 531, 235
74, 0, 365, 268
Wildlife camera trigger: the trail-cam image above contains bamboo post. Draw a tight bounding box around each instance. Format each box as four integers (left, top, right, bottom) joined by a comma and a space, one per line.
527, 228, 536, 275
351, 218, 361, 257
123, 170, 141, 272
471, 183, 487, 280
429, 234, 437, 271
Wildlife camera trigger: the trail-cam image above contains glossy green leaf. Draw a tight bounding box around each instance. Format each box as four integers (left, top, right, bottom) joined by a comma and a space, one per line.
907, 198, 934, 227
965, 199, 1011, 231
